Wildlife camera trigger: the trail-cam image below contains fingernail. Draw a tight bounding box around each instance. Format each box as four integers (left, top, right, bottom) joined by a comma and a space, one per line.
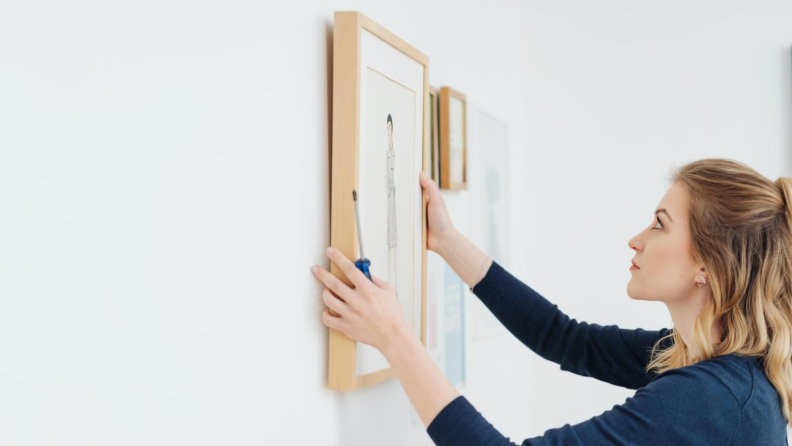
326, 247, 334, 256
311, 266, 318, 274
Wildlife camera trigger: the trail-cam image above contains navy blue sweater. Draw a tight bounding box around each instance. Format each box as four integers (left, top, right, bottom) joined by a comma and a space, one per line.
426, 260, 789, 445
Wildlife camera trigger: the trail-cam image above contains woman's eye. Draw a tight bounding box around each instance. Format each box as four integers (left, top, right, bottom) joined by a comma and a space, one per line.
652, 216, 663, 230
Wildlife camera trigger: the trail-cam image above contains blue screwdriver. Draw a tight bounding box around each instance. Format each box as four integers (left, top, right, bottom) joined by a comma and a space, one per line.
352, 190, 372, 281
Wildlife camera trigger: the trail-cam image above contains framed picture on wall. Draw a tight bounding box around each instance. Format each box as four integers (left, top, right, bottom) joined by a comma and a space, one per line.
439, 87, 467, 190
429, 86, 441, 182
328, 11, 430, 391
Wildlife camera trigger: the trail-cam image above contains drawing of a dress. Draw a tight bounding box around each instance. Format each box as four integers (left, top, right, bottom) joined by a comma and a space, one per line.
386, 146, 397, 247
386, 144, 397, 297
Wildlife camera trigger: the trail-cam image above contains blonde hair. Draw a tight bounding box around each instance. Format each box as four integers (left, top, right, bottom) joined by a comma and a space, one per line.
645, 158, 792, 426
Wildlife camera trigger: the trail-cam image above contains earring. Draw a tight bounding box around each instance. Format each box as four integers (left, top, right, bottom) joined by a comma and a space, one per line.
697, 275, 707, 287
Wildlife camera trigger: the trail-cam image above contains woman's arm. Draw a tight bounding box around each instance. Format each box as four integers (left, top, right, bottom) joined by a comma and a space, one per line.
469, 257, 671, 390
431, 226, 668, 390
313, 245, 461, 429
380, 322, 461, 428
434, 228, 493, 290
419, 172, 667, 390
427, 359, 743, 446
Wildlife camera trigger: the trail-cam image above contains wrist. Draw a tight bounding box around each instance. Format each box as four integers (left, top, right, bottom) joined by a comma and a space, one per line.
380, 322, 419, 360
434, 228, 461, 259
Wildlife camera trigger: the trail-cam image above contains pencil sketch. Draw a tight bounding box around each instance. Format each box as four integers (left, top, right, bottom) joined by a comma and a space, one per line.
385, 113, 398, 298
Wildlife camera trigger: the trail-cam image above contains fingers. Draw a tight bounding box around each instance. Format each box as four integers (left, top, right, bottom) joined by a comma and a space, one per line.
312, 263, 356, 303
322, 309, 346, 332
325, 247, 375, 292
371, 274, 393, 292
321, 287, 350, 317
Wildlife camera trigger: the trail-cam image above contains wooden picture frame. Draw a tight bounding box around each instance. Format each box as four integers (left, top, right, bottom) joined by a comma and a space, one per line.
329, 11, 430, 391
439, 87, 468, 190
429, 86, 441, 182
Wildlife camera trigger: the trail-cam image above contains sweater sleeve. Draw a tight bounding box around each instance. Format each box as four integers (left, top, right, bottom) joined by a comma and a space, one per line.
426, 363, 743, 446
470, 260, 673, 390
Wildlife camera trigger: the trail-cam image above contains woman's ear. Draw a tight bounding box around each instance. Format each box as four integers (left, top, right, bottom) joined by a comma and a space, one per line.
693, 266, 707, 286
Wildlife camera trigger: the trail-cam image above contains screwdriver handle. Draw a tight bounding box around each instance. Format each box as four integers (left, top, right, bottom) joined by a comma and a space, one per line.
355, 258, 372, 281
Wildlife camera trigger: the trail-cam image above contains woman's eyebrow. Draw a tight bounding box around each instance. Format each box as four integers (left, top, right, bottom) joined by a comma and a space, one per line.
655, 208, 674, 223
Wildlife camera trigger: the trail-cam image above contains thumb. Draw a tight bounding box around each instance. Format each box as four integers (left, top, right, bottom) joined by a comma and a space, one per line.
419, 171, 440, 199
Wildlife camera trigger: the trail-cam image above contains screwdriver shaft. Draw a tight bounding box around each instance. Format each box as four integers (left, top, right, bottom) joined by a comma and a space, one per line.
352, 190, 365, 259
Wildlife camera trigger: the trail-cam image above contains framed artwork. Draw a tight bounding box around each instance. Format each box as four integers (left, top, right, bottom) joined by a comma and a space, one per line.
429, 86, 441, 182
328, 11, 430, 391
439, 87, 467, 190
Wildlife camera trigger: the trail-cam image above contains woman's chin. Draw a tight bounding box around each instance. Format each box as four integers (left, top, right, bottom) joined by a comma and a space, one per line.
626, 281, 643, 301
626, 285, 660, 303
627, 293, 650, 302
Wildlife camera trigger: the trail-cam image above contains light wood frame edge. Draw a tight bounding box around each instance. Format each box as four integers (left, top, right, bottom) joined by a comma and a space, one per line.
429, 86, 440, 183
439, 87, 468, 191
329, 11, 430, 391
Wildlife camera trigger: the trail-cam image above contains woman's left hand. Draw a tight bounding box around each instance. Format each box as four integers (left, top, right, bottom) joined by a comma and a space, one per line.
311, 247, 408, 353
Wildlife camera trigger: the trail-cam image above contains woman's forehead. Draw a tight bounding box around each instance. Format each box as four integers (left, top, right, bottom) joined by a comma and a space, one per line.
657, 183, 688, 223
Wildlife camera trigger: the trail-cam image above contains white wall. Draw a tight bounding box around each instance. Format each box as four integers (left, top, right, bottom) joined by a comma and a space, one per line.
0, 1, 530, 445
1, 1, 790, 445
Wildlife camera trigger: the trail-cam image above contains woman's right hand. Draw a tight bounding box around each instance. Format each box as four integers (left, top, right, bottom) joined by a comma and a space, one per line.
419, 171, 456, 252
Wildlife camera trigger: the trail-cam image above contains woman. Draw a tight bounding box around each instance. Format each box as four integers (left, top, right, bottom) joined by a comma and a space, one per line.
311, 158, 791, 445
